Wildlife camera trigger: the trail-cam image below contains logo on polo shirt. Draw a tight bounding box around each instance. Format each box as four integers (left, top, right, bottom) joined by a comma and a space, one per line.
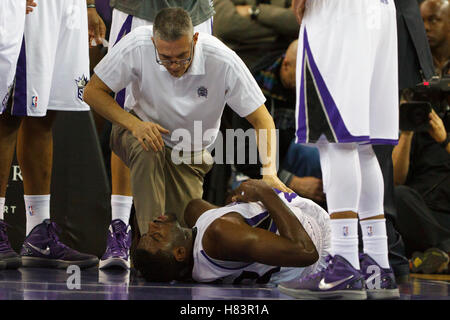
197, 86, 208, 98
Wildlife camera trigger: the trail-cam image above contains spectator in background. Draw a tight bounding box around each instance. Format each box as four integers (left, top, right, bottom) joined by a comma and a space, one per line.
421, 0, 450, 74
231, 40, 325, 205
391, 0, 450, 274
213, 0, 299, 69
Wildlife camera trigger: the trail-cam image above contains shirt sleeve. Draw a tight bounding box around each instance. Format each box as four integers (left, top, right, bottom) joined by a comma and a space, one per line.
93, 31, 142, 93
224, 50, 267, 118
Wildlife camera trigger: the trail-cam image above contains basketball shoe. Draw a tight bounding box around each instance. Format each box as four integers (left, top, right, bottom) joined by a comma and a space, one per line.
0, 220, 22, 269
359, 253, 400, 299
20, 219, 99, 268
99, 219, 131, 269
278, 255, 367, 299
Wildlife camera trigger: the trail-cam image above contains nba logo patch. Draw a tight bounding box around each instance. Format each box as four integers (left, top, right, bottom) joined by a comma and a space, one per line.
75, 75, 89, 101
28, 205, 34, 216
343, 226, 349, 237
31, 96, 38, 108
367, 226, 373, 236
197, 86, 208, 98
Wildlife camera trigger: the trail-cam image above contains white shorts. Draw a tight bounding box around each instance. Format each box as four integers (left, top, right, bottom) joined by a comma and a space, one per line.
108, 8, 213, 109
295, 0, 399, 145
0, 0, 26, 113
10, 0, 90, 117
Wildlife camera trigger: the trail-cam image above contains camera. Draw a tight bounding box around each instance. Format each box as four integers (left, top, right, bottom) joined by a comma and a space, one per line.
400, 74, 450, 132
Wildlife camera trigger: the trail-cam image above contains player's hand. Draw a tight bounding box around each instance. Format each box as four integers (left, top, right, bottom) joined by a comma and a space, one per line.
87, 8, 107, 48
26, 0, 37, 14
289, 176, 325, 203
131, 120, 170, 152
230, 179, 272, 203
262, 174, 293, 193
291, 0, 307, 25
428, 109, 447, 144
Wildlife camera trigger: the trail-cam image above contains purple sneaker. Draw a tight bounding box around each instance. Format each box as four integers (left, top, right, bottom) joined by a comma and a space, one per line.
0, 220, 22, 269
99, 219, 131, 269
359, 253, 400, 300
278, 255, 367, 300
20, 219, 99, 269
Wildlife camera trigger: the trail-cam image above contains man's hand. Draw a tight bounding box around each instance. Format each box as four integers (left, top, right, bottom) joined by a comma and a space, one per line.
289, 176, 325, 203
236, 5, 251, 18
230, 179, 272, 203
130, 120, 170, 152
262, 174, 294, 193
87, 8, 106, 47
428, 109, 447, 144
291, 0, 307, 24
26, 0, 37, 14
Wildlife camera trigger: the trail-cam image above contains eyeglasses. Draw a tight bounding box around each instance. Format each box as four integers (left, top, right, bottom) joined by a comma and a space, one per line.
153, 41, 194, 67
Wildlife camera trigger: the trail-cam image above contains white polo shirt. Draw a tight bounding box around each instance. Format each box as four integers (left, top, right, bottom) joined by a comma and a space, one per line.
94, 26, 266, 151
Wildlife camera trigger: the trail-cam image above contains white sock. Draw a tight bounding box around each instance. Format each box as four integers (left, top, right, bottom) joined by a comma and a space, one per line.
111, 195, 133, 225
360, 218, 390, 269
330, 218, 360, 270
0, 197, 5, 220
24, 195, 51, 236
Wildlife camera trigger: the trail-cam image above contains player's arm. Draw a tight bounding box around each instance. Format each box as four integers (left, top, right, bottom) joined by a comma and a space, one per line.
291, 0, 307, 25
84, 74, 168, 152
206, 180, 319, 267
245, 105, 293, 193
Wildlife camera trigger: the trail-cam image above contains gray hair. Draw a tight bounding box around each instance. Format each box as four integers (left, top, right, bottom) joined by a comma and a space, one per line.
153, 8, 194, 41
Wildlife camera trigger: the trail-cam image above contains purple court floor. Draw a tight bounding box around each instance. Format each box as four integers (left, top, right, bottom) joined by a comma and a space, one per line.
0, 267, 448, 300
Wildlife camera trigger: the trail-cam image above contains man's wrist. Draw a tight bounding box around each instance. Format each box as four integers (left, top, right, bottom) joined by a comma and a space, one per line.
439, 134, 449, 149
87, 0, 96, 8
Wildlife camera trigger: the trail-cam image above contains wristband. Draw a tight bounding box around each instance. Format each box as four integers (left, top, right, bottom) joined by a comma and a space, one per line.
87, 4, 96, 8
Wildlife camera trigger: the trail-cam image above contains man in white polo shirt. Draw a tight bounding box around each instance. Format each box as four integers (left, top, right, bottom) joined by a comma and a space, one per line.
84, 8, 291, 248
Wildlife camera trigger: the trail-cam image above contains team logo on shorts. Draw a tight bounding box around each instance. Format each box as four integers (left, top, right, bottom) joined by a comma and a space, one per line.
28, 205, 34, 216
197, 86, 208, 98
343, 226, 349, 237
31, 96, 38, 108
75, 75, 89, 101
366, 226, 373, 236
380, 0, 388, 4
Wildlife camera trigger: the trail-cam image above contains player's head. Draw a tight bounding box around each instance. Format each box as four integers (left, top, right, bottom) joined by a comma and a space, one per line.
132, 212, 192, 282
280, 40, 298, 90
152, 8, 198, 78
420, 0, 450, 49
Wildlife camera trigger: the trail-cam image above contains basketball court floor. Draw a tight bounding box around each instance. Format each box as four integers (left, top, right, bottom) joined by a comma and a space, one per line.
0, 267, 448, 300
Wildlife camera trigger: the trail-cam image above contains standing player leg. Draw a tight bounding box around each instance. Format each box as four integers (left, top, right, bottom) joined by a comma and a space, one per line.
0, 0, 26, 270
358, 0, 399, 299
357, 144, 400, 299
19, 0, 98, 269
0, 112, 23, 269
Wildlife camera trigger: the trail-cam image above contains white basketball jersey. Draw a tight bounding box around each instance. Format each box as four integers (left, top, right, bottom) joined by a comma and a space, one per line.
191, 191, 331, 284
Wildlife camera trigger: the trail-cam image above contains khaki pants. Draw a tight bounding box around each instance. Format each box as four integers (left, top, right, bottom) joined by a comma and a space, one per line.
110, 122, 213, 235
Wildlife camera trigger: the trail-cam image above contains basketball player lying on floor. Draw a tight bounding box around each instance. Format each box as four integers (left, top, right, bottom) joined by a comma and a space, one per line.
132, 179, 331, 284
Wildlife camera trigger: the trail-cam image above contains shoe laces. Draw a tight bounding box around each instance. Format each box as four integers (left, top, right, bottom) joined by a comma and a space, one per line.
47, 221, 68, 249
109, 222, 128, 255
0, 221, 13, 251
302, 255, 333, 281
